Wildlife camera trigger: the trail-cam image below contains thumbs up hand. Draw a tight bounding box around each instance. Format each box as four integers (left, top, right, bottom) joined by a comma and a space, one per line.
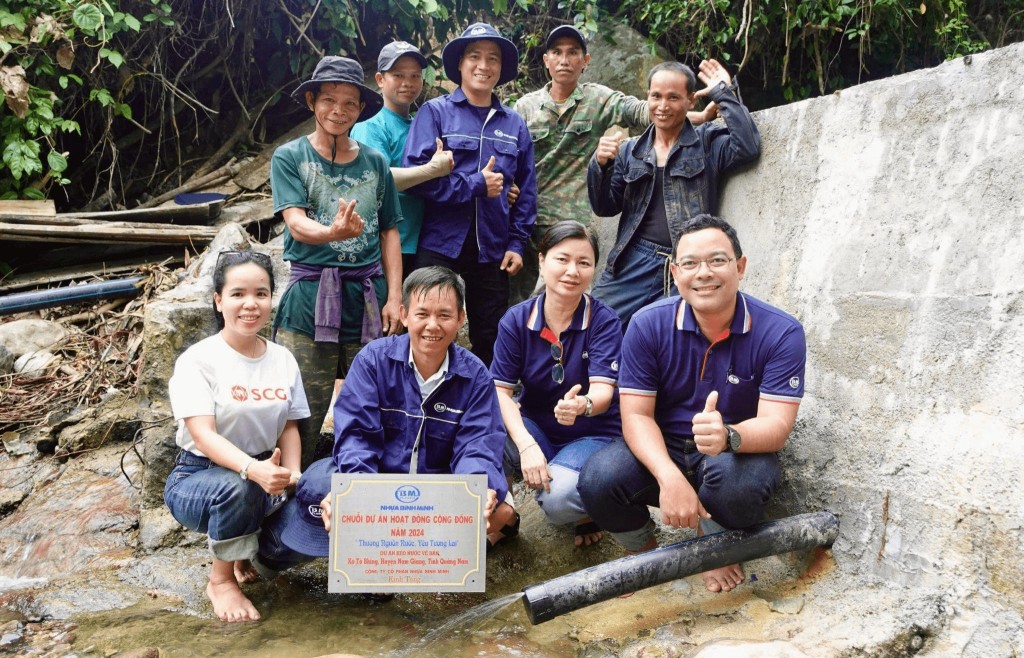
481, 155, 504, 197
249, 447, 293, 495
692, 391, 727, 456
554, 384, 584, 426
430, 137, 454, 175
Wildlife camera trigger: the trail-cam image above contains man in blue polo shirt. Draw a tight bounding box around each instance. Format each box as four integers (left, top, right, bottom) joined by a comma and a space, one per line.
578, 214, 805, 593
403, 22, 538, 366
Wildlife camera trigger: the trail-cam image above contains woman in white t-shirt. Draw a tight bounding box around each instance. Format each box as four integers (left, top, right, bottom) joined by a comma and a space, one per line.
164, 250, 310, 622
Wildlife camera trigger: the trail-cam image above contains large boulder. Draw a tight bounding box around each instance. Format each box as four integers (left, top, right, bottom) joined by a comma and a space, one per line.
0, 319, 67, 357
581, 21, 670, 100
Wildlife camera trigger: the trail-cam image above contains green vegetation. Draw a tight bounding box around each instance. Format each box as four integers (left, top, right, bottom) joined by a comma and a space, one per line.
0, 0, 1018, 206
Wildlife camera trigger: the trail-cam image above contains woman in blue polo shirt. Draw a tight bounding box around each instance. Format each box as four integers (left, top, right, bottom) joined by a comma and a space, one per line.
491, 221, 623, 546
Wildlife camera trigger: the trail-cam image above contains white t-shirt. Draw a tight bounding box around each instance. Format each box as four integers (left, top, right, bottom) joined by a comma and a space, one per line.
169, 334, 310, 457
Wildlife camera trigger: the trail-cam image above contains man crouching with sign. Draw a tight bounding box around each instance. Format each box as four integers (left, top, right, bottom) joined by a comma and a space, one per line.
256, 267, 518, 578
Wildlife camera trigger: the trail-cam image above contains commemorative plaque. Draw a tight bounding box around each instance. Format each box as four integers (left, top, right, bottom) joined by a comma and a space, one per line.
327, 473, 488, 593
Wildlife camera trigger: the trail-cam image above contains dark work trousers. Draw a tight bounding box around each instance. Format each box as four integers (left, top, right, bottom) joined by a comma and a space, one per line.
412, 226, 509, 367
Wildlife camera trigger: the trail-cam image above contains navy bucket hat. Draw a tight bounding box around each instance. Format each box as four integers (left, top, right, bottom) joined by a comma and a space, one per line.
290, 56, 383, 123
441, 22, 519, 87
280, 457, 336, 557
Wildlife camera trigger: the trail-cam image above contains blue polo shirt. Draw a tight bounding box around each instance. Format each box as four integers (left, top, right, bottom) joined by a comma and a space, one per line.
620, 293, 805, 462
491, 293, 623, 446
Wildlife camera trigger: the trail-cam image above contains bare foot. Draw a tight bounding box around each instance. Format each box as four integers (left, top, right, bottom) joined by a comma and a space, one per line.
701, 563, 745, 593
573, 519, 603, 547
206, 577, 260, 622
233, 559, 259, 584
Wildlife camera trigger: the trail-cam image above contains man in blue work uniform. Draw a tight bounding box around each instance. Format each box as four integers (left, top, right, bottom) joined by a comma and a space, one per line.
255, 267, 518, 570
403, 22, 538, 366
578, 214, 805, 594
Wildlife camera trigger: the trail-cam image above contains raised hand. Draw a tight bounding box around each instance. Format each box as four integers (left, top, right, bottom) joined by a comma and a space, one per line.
330, 198, 364, 240
594, 133, 623, 167
430, 137, 454, 175
481, 155, 504, 197
692, 390, 727, 456
554, 383, 584, 426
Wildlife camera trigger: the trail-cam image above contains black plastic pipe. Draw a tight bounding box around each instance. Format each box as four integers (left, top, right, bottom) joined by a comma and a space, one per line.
522, 511, 839, 625
0, 276, 145, 316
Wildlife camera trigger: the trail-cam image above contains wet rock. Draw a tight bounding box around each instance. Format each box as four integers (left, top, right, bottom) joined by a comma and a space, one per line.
582, 22, 669, 104
112, 649, 160, 658
53, 393, 153, 454
689, 640, 812, 657
14, 350, 58, 375
138, 414, 177, 511
0, 485, 28, 518
0, 343, 13, 375
1, 431, 34, 457
0, 630, 22, 648
0, 319, 67, 357
0, 444, 139, 586
137, 506, 189, 552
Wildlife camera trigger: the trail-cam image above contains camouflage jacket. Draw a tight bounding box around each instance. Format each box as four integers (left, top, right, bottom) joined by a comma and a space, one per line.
515, 82, 648, 230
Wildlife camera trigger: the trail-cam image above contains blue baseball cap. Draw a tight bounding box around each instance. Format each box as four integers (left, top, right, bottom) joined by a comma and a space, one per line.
280, 457, 336, 557
378, 41, 428, 72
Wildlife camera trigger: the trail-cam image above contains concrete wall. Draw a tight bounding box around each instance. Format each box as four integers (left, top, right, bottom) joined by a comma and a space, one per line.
710, 42, 1023, 648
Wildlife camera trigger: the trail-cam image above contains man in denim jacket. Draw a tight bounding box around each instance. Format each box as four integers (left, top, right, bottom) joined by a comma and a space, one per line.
587, 60, 759, 329
403, 23, 538, 366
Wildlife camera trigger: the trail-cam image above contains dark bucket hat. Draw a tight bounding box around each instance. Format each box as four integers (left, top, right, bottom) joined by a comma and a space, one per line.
545, 24, 587, 53
378, 40, 428, 72
290, 56, 383, 123
280, 457, 336, 557
441, 22, 519, 87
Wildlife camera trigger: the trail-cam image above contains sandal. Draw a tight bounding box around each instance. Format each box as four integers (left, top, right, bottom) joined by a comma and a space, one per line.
574, 519, 603, 547
487, 511, 521, 552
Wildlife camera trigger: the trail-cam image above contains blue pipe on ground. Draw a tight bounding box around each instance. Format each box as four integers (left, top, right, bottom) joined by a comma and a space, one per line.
0, 276, 145, 316
522, 511, 839, 624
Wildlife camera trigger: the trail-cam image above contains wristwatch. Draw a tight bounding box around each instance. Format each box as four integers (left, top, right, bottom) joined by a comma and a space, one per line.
582, 395, 594, 417
239, 457, 255, 481
724, 425, 742, 452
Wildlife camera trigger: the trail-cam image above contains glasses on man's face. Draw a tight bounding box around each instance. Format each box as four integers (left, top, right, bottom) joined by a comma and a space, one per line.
216, 250, 273, 269
550, 340, 564, 384
674, 256, 735, 271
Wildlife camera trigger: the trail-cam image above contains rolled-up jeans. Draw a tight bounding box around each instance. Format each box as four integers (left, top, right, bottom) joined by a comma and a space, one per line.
503, 417, 615, 526
163, 450, 283, 562
577, 439, 781, 551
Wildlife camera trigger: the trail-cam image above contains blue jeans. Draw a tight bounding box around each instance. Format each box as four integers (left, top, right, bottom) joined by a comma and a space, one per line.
504, 417, 615, 526
163, 450, 282, 562
591, 238, 679, 330
577, 439, 781, 550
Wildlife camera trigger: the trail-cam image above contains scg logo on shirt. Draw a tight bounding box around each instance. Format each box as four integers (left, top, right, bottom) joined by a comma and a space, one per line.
230, 385, 289, 402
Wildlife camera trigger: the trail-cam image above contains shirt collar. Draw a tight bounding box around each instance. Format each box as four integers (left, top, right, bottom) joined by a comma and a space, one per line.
451, 86, 504, 111
676, 292, 752, 336
526, 292, 593, 335
408, 343, 450, 384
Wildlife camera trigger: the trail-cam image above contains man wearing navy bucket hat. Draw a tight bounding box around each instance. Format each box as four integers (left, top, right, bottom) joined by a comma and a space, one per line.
270, 56, 404, 469
403, 23, 537, 368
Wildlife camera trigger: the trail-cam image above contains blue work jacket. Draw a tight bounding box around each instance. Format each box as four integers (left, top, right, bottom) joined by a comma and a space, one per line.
587, 82, 760, 273
403, 88, 537, 263
332, 333, 509, 501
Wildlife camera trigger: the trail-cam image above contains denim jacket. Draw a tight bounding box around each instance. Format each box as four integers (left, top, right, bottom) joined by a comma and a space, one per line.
587, 82, 760, 273
332, 333, 509, 501
403, 87, 537, 262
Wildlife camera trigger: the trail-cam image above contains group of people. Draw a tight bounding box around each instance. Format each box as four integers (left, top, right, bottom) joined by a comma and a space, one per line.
161, 21, 807, 623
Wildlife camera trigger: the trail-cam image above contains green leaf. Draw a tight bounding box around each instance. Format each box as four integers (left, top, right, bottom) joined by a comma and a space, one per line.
0, 39, 11, 55
0, 11, 27, 31
59, 75, 69, 89
3, 139, 41, 180
47, 150, 67, 172
116, 103, 132, 120
421, 0, 438, 13
124, 14, 141, 30
142, 13, 158, 21
89, 88, 114, 107
23, 186, 44, 200
72, 4, 104, 33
